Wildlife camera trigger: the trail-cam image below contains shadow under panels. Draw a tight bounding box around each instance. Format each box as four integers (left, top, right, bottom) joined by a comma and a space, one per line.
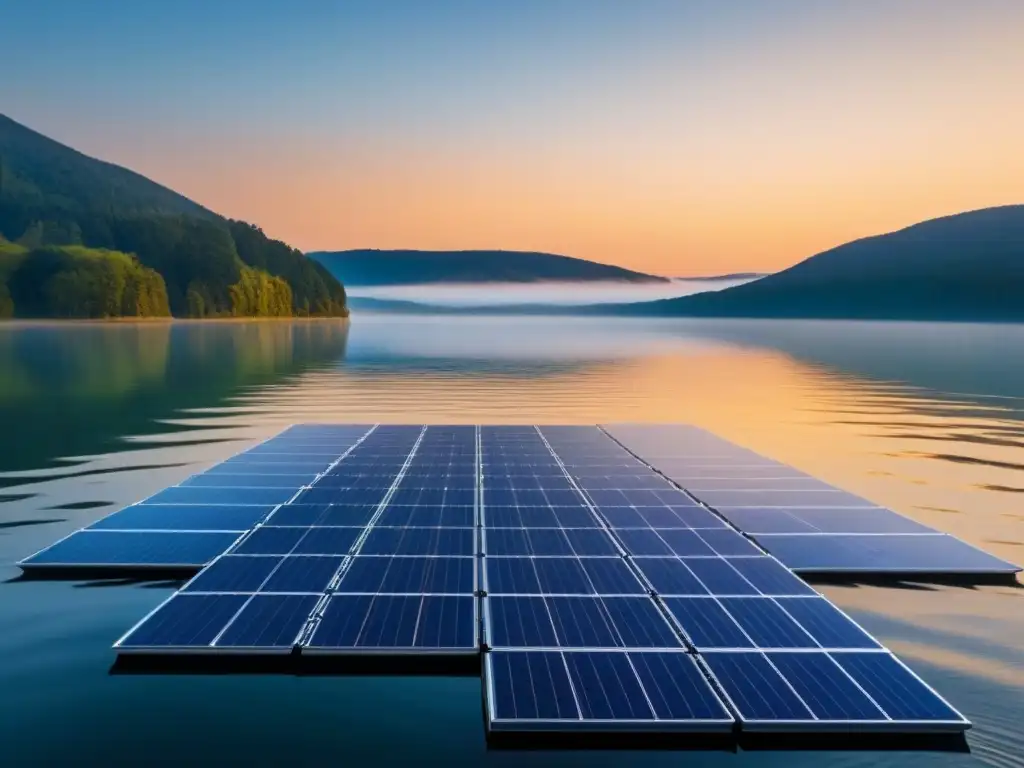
601, 423, 1021, 579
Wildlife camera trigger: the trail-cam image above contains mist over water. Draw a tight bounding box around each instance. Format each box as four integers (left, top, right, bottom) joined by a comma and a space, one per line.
346, 277, 760, 307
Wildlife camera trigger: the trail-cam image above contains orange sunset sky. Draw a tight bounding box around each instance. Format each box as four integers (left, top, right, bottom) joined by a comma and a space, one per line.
3, 0, 1023, 276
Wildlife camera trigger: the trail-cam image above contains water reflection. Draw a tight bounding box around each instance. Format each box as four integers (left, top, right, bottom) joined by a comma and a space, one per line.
0, 315, 1021, 768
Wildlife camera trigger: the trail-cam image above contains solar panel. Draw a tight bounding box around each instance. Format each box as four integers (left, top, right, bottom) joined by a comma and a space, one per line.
306, 594, 476, 653
87, 504, 275, 532
22, 423, 987, 744
754, 533, 1021, 575
20, 530, 242, 570
485, 596, 684, 649
115, 593, 250, 652
215, 594, 320, 650
335, 556, 476, 594
485, 650, 734, 733
700, 651, 969, 732
602, 423, 1020, 579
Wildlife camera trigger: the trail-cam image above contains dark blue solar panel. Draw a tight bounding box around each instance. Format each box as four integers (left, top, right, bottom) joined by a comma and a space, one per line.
629, 652, 734, 723
725, 557, 818, 596
261, 555, 344, 592
215, 594, 318, 649
181, 473, 315, 489
662, 597, 754, 649
768, 652, 887, 721
309, 595, 476, 650
692, 489, 877, 508
683, 558, 760, 596
578, 557, 646, 594
376, 504, 475, 527
660, 529, 722, 556
487, 650, 733, 729
598, 507, 649, 527
637, 505, 727, 529
487, 596, 558, 647
336, 556, 474, 594
525, 529, 575, 556
696, 529, 762, 556
22, 530, 240, 567
182, 555, 281, 592
755, 533, 1019, 573
484, 528, 530, 556
615, 528, 673, 556
712, 507, 819, 534
792, 508, 935, 535
116, 594, 248, 649
700, 651, 814, 723
488, 651, 579, 723
832, 652, 967, 723
564, 528, 620, 555
266, 503, 379, 527
390, 486, 475, 506
293, 487, 389, 506
88, 504, 274, 532
717, 598, 818, 649
564, 651, 656, 719
485, 506, 557, 528
145, 486, 299, 506
216, 460, 335, 475
486, 557, 541, 594
291, 526, 362, 555
631, 558, 709, 596
221, 453, 335, 466
360, 526, 475, 556
551, 506, 602, 527
533, 557, 595, 594
775, 598, 881, 650
231, 526, 308, 555
546, 597, 683, 648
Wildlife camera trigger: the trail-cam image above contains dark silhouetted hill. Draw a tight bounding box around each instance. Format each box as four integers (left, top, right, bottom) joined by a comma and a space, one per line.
614, 206, 1024, 322
309, 249, 668, 285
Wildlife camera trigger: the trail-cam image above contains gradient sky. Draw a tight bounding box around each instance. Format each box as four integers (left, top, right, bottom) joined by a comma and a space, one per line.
3, 0, 1023, 276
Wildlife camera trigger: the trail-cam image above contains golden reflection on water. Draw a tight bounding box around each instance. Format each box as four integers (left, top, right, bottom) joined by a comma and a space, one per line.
220, 317, 1024, 699
2, 316, 1023, 759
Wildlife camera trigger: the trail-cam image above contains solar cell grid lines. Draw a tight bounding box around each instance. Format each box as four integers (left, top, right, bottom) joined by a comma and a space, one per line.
22, 423, 993, 746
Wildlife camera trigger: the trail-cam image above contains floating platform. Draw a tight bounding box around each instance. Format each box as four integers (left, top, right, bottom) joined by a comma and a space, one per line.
19, 422, 1008, 750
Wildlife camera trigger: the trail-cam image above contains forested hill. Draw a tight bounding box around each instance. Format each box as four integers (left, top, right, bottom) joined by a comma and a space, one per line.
309, 249, 668, 285
608, 206, 1024, 322
0, 114, 347, 319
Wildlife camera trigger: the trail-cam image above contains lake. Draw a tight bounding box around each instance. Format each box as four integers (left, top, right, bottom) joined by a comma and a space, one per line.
0, 315, 1021, 768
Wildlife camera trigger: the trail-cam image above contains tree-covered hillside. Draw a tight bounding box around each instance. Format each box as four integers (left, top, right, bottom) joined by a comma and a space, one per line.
309, 249, 668, 285
0, 114, 347, 319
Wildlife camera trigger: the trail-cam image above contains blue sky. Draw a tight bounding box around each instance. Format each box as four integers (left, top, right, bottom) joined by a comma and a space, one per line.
3, 0, 1022, 274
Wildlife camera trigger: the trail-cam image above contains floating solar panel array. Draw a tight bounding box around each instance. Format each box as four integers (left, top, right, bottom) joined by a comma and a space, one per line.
603, 424, 1020, 578
115, 425, 480, 656
19, 423, 999, 745
482, 426, 970, 737
19, 425, 375, 573
482, 426, 735, 734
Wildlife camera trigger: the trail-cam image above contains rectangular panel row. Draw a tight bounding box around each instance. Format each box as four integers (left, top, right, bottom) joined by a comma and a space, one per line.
603, 423, 1021, 577
701, 650, 969, 732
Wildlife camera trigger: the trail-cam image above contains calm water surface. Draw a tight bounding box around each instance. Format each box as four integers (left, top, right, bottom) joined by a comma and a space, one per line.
1, 316, 1022, 768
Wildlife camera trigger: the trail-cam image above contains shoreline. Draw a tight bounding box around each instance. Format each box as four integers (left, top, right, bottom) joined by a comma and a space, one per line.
0, 316, 351, 327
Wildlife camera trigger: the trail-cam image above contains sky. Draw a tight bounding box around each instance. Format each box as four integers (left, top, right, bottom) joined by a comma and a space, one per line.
2, 0, 1023, 277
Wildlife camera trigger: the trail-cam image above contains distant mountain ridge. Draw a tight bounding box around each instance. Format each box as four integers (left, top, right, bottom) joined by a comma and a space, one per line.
309, 249, 668, 285
0, 114, 347, 319
609, 206, 1024, 322
676, 272, 769, 282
